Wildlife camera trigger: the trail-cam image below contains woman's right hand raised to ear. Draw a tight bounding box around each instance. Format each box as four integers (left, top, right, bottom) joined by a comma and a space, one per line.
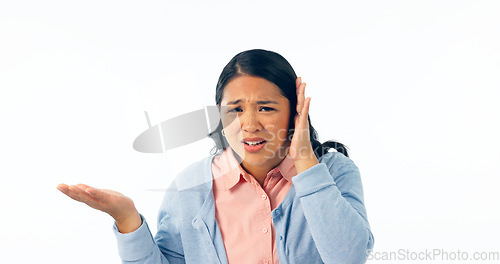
56, 183, 142, 234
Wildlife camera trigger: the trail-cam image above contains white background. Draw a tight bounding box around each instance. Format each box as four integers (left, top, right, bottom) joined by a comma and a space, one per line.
1, 0, 499, 263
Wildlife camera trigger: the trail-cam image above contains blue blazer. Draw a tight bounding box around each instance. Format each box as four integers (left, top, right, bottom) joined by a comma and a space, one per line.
113, 151, 375, 263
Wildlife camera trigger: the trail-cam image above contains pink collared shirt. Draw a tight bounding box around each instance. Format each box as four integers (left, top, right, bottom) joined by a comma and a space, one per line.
211, 146, 297, 264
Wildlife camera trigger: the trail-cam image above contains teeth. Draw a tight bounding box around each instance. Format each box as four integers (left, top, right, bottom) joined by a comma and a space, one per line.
244, 141, 265, 146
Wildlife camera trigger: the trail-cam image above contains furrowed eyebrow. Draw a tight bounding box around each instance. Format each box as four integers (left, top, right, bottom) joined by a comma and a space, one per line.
227, 99, 278, 105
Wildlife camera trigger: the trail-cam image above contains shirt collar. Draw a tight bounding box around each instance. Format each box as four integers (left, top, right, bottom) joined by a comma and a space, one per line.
214, 146, 297, 191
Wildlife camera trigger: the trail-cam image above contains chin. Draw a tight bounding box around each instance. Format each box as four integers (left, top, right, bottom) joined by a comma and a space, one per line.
243, 156, 272, 167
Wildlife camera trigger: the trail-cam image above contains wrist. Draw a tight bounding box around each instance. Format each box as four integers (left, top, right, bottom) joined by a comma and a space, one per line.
115, 210, 142, 234
294, 155, 319, 174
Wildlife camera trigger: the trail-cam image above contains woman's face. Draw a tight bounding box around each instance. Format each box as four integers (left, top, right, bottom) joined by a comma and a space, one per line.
219, 75, 291, 168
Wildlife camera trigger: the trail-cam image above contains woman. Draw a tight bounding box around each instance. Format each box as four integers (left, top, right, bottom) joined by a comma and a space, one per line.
57, 49, 374, 264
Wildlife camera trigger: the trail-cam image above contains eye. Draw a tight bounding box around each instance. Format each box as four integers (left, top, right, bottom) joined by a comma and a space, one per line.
228, 107, 241, 113
260, 107, 274, 112
227, 107, 275, 113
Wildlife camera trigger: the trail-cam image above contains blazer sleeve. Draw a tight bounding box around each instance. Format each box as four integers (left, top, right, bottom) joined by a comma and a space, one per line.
112, 182, 185, 264
291, 152, 375, 264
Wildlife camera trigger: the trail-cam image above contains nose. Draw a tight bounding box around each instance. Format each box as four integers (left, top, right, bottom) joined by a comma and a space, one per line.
241, 111, 262, 132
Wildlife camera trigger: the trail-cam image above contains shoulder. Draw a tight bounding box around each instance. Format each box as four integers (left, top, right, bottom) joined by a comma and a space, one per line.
318, 151, 362, 186
158, 154, 215, 218
170, 154, 215, 192
318, 151, 358, 173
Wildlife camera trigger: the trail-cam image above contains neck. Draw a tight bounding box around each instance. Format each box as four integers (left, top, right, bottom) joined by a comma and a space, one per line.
240, 162, 272, 187
234, 141, 290, 187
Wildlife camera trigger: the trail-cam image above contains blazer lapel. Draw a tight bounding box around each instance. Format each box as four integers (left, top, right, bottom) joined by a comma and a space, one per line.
189, 156, 228, 264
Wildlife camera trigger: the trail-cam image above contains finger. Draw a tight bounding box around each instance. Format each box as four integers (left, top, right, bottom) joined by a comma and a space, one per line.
57, 184, 81, 201
295, 77, 302, 93
297, 97, 311, 123
86, 187, 111, 201
68, 185, 100, 205
296, 77, 302, 89
58, 184, 96, 201
297, 82, 306, 114
75, 183, 110, 200
57, 183, 78, 198
303, 97, 311, 118
58, 184, 83, 202
57, 183, 69, 193
299, 97, 311, 139
76, 183, 91, 190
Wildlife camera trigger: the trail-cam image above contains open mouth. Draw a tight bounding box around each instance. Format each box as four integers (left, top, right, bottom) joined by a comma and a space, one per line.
243, 140, 266, 146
